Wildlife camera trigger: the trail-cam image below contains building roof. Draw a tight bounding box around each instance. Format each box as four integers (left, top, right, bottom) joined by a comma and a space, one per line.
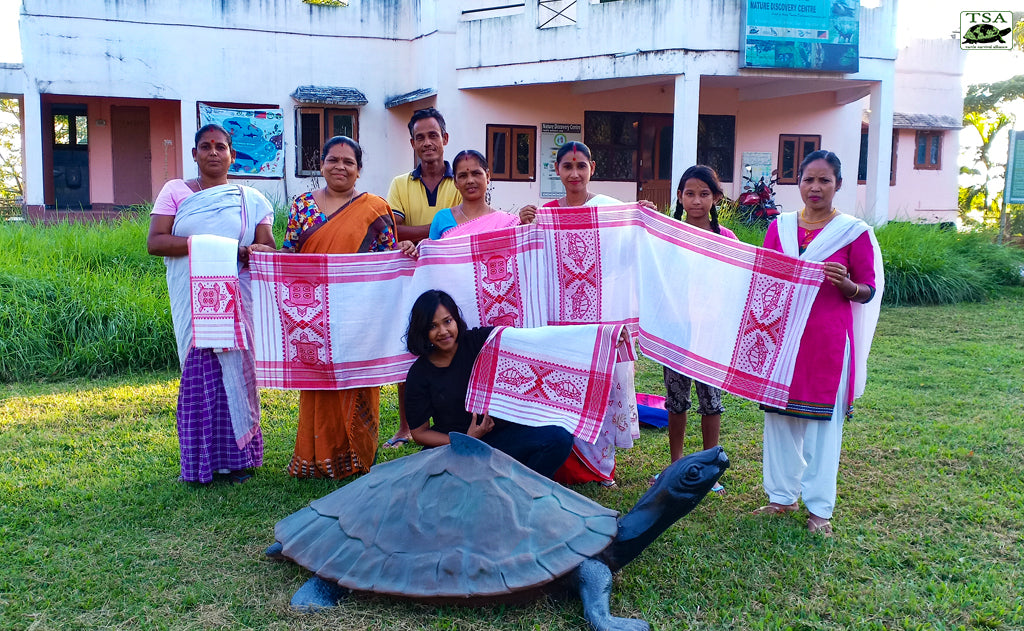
384, 88, 436, 109
863, 111, 962, 130
291, 85, 368, 106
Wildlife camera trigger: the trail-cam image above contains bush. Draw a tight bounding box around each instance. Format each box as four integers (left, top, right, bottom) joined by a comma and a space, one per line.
876, 222, 1024, 306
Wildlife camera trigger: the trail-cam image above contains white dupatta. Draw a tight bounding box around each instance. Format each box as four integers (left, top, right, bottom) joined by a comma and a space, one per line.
166, 183, 273, 447
775, 211, 884, 399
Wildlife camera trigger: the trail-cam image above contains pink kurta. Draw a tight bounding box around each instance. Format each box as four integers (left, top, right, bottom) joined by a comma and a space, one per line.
763, 221, 876, 419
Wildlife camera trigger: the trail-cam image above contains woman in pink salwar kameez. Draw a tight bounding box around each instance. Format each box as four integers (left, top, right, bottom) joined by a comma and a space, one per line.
753, 150, 884, 536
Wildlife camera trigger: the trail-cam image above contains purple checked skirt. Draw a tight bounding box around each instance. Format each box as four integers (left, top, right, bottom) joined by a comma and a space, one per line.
177, 347, 263, 483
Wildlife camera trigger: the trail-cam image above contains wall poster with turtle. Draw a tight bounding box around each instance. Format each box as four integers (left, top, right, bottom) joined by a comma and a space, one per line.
740, 0, 860, 72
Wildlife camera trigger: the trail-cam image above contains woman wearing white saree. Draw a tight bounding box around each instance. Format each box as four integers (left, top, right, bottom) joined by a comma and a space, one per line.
147, 124, 276, 484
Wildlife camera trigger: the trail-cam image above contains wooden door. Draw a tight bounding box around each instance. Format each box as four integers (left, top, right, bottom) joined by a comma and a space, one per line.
638, 114, 673, 213
50, 105, 91, 209
111, 106, 152, 206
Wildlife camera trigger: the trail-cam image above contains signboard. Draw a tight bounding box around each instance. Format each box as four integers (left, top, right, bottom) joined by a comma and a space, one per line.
540, 123, 582, 199
1005, 130, 1024, 205
198, 104, 285, 178
740, 0, 859, 72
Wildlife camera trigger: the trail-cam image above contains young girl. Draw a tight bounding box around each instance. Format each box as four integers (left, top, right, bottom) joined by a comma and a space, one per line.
658, 165, 736, 493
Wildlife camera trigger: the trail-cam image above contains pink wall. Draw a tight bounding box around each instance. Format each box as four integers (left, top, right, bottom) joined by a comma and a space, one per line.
733, 91, 863, 216
40, 95, 180, 206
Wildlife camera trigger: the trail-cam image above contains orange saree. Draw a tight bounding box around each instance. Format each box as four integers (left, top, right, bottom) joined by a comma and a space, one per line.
286, 192, 397, 479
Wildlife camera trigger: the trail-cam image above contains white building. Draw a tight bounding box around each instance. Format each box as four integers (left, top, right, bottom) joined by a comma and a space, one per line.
0, 0, 962, 224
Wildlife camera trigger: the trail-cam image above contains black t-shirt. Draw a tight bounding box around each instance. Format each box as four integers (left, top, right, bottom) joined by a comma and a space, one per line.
404, 327, 495, 434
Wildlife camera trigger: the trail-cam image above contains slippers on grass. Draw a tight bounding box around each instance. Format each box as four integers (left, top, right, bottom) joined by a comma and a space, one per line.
229, 472, 253, 485
752, 502, 798, 516
711, 482, 725, 496
383, 436, 410, 449
807, 515, 833, 537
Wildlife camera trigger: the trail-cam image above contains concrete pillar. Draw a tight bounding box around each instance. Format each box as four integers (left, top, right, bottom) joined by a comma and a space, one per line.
180, 99, 197, 179
21, 88, 44, 208
865, 78, 894, 226
671, 73, 700, 201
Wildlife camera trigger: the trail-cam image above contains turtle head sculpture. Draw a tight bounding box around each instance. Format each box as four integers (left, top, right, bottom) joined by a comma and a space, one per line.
266, 433, 728, 631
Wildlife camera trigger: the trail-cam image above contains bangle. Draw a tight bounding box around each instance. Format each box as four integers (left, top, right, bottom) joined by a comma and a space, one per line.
846, 283, 861, 301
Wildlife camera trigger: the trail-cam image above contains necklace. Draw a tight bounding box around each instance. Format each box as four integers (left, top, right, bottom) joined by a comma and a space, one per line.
194, 178, 205, 191
800, 208, 836, 226
454, 204, 491, 222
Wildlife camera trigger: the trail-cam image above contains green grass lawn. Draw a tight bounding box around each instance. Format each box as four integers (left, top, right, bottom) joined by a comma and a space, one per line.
1, 292, 1022, 630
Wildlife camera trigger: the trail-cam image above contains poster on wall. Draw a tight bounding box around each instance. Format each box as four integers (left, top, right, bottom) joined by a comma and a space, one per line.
740, 0, 859, 73
540, 123, 582, 199
198, 104, 285, 178
741, 151, 774, 187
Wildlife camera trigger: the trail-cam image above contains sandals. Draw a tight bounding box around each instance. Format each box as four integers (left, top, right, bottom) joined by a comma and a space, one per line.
228, 471, 253, 485
382, 436, 410, 449
752, 501, 798, 516
807, 515, 833, 537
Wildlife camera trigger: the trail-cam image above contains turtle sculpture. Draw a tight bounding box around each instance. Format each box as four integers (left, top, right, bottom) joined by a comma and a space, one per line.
962, 24, 1012, 44
266, 433, 729, 631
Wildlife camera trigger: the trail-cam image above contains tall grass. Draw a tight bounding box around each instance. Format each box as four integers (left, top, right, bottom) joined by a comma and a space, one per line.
876, 222, 1024, 305
0, 215, 176, 382
719, 208, 1024, 306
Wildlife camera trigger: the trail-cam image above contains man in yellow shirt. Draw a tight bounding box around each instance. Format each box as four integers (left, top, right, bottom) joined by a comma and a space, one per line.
387, 108, 462, 243
385, 108, 463, 448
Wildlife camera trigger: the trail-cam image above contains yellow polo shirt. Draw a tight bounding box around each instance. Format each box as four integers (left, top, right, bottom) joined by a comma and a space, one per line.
386, 161, 462, 227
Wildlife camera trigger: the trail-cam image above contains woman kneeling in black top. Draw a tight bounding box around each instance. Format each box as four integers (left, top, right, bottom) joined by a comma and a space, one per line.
403, 289, 573, 479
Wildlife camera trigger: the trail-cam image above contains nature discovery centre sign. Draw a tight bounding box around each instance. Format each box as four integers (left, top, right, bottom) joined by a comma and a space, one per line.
741, 0, 860, 72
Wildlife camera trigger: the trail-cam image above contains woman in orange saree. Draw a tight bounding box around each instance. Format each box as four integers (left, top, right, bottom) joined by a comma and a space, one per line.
253, 136, 412, 479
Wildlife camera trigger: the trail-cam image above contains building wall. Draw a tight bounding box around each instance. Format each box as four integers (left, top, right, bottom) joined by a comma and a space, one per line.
8, 0, 935, 225
854, 38, 964, 222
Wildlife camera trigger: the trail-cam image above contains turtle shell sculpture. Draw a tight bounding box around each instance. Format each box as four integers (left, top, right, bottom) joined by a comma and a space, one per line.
962, 24, 1011, 44
268, 433, 729, 631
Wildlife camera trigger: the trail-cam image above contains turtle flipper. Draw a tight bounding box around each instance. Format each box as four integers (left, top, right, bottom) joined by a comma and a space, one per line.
265, 542, 284, 559
575, 559, 650, 631
290, 576, 349, 612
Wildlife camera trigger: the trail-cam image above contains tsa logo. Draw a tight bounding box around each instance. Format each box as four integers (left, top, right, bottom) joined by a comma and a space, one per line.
960, 11, 1013, 50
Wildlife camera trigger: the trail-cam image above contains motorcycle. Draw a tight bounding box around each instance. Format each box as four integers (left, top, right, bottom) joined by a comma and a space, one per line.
736, 168, 781, 226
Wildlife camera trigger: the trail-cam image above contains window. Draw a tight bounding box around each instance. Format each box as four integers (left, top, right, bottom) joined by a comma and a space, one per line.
296, 107, 358, 176
585, 111, 641, 181
777, 134, 821, 184
857, 128, 897, 185
52, 110, 88, 147
914, 131, 942, 170
487, 125, 536, 181
697, 115, 735, 183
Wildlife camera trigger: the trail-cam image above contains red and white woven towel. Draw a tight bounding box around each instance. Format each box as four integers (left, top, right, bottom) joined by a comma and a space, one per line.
465, 324, 634, 444
250, 203, 825, 409
188, 234, 247, 351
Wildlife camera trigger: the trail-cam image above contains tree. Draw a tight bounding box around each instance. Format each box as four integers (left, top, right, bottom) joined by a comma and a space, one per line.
0, 98, 23, 215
